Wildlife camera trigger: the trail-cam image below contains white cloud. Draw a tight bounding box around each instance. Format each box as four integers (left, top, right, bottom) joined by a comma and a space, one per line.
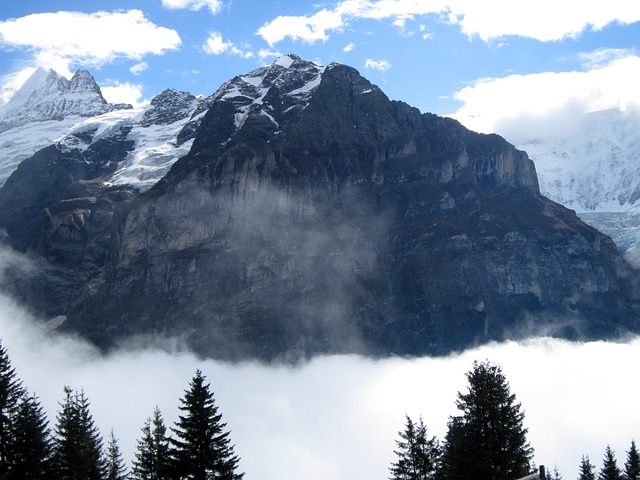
0, 10, 181, 72
450, 53, 640, 143
203, 32, 254, 58
365, 58, 392, 71
161, 0, 223, 14
203, 32, 233, 55
256, 9, 344, 46
258, 49, 284, 61
129, 62, 148, 76
100, 81, 145, 108
450, 0, 640, 42
343, 42, 355, 52
256, 0, 640, 45
0, 67, 36, 107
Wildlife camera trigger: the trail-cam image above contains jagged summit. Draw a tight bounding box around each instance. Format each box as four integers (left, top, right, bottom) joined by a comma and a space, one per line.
0, 68, 130, 133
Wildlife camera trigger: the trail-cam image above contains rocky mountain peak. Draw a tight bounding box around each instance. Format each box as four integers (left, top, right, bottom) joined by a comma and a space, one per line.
140, 88, 199, 127
0, 68, 129, 133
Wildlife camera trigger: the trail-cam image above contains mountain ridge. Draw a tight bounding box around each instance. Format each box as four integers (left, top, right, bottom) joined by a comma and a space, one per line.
1, 55, 639, 361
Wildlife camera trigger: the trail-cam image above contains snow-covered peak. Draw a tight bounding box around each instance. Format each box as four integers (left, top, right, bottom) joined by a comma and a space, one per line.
210, 54, 326, 132
0, 68, 128, 134
274, 54, 296, 69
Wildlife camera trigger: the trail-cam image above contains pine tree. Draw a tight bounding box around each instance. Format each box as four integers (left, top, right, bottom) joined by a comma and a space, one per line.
624, 440, 640, 480
390, 415, 441, 480
0, 340, 25, 476
600, 445, 623, 480
7, 393, 52, 479
132, 406, 171, 480
170, 370, 243, 480
51, 386, 105, 480
548, 464, 563, 480
105, 430, 127, 480
440, 360, 534, 480
579, 455, 596, 480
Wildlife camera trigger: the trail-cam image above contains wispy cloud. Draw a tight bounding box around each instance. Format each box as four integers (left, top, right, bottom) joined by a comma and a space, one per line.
129, 62, 148, 76
161, 0, 223, 14
0, 10, 181, 73
203, 32, 254, 58
365, 58, 392, 72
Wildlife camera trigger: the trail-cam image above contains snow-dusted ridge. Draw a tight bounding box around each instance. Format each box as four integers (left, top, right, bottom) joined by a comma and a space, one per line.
213, 54, 326, 132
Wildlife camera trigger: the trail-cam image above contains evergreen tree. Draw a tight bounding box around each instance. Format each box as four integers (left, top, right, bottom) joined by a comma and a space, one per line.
7, 393, 52, 479
51, 386, 105, 480
578, 455, 596, 480
600, 445, 623, 480
132, 406, 171, 480
624, 440, 640, 480
549, 464, 563, 480
390, 415, 441, 480
105, 430, 127, 480
170, 370, 243, 480
440, 360, 534, 480
0, 340, 25, 476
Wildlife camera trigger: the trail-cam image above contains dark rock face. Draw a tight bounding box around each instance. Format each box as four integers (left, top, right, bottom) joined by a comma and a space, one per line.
0, 127, 136, 316
52, 58, 640, 361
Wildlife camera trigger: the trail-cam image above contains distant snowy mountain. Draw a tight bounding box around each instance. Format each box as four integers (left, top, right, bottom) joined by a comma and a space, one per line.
521, 107, 640, 213
518, 106, 640, 263
0, 68, 124, 132
0, 70, 206, 190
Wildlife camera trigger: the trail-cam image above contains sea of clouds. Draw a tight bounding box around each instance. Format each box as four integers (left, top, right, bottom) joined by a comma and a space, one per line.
1, 246, 639, 480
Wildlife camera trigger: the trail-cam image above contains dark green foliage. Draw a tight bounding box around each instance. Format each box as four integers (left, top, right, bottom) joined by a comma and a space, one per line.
441, 360, 533, 480
170, 370, 243, 480
51, 386, 105, 480
7, 393, 52, 479
579, 455, 597, 480
600, 445, 623, 480
0, 340, 25, 476
105, 430, 127, 480
625, 440, 640, 480
389, 415, 441, 480
132, 406, 171, 480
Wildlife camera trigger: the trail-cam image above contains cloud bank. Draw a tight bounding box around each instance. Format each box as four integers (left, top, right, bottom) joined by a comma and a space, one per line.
256, 0, 640, 46
0, 10, 181, 74
450, 52, 640, 144
0, 243, 639, 480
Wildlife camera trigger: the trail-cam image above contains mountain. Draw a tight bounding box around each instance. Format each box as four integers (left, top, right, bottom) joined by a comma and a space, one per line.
1, 55, 639, 361
0, 68, 134, 188
519, 107, 640, 264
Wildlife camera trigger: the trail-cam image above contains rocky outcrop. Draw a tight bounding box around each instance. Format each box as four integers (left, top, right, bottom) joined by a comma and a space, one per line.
57, 56, 640, 361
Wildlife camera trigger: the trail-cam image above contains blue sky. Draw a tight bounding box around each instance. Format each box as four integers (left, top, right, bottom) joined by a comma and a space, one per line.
1, 1, 640, 142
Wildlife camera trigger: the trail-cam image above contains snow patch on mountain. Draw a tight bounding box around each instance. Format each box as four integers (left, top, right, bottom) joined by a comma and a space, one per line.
109, 118, 196, 189
213, 54, 326, 133
0, 116, 83, 186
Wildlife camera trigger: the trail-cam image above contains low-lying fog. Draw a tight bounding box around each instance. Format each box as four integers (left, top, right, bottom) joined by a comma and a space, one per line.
1, 255, 638, 479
